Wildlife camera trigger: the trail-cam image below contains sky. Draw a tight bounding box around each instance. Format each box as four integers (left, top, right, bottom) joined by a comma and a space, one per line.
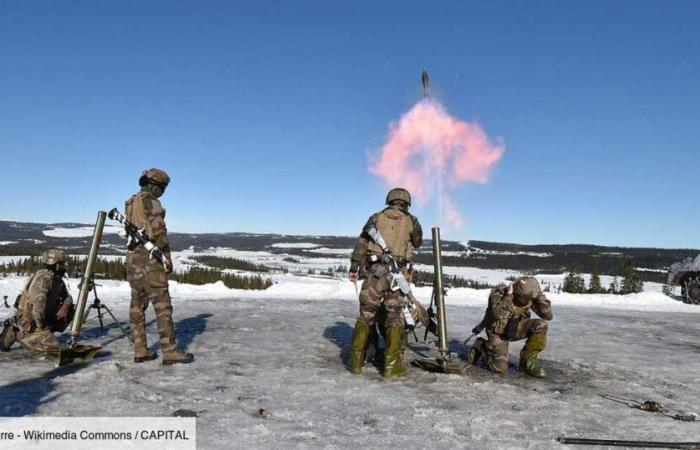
0, 1, 698, 248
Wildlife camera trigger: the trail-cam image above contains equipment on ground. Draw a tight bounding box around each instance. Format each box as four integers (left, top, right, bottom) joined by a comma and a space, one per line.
602, 394, 697, 422
79, 275, 132, 342
108, 207, 170, 271
557, 437, 700, 448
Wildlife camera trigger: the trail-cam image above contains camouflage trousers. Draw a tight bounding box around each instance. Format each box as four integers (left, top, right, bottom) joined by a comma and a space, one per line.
127, 251, 176, 356
483, 318, 548, 373
358, 265, 406, 327
19, 305, 75, 354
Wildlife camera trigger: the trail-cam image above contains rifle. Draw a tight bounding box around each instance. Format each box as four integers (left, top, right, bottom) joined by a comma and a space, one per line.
108, 208, 171, 272
365, 226, 426, 333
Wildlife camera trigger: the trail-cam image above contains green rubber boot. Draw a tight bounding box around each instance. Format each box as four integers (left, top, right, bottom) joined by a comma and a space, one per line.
383, 324, 408, 378
467, 337, 486, 365
347, 320, 370, 374
519, 331, 547, 378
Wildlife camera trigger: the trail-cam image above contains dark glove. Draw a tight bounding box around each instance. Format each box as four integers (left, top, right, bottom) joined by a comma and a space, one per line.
56, 303, 71, 320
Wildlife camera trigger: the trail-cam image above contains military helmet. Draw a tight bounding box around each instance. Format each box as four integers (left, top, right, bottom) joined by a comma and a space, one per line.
513, 276, 542, 300
41, 248, 67, 266
139, 168, 170, 188
385, 187, 411, 206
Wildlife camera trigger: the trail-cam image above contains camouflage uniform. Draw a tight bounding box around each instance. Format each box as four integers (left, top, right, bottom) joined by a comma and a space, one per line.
468, 277, 553, 378
126, 168, 192, 364
350, 206, 423, 327
347, 188, 422, 378
15, 268, 75, 353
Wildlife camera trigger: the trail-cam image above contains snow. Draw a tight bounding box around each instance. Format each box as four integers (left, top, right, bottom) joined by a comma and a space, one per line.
42, 226, 123, 238
304, 247, 354, 255
461, 244, 553, 258
0, 241, 16, 246
0, 283, 697, 448
0, 256, 32, 265
268, 243, 320, 249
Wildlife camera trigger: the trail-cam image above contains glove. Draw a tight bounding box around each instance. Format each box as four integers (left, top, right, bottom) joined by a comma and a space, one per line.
56, 303, 71, 320
348, 272, 359, 282
162, 255, 174, 274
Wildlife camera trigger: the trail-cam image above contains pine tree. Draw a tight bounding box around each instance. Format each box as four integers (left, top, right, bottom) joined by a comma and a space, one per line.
620, 257, 643, 294
563, 265, 585, 293
609, 276, 619, 294
588, 259, 603, 294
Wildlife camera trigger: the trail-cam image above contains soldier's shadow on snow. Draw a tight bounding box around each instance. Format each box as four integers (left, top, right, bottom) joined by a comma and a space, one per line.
323, 321, 353, 363
175, 313, 212, 350
0, 361, 86, 416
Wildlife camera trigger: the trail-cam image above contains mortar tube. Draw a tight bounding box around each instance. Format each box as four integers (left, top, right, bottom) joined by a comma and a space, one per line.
69, 210, 107, 346
431, 227, 448, 359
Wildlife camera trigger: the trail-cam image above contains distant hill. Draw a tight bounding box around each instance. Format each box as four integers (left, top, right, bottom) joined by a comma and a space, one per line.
1, 220, 697, 283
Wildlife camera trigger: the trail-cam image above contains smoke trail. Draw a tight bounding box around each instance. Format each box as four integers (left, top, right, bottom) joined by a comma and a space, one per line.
370, 99, 504, 227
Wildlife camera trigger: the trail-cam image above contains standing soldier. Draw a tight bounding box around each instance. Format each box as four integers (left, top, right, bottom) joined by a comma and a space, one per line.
126, 168, 193, 365
347, 188, 423, 378
0, 249, 75, 353
467, 276, 553, 378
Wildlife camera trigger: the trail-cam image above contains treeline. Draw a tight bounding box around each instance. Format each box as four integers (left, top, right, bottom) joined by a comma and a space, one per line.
562, 258, 644, 295
192, 256, 269, 272
1, 257, 273, 290
0, 256, 128, 280
412, 253, 671, 283
412, 270, 494, 290
172, 267, 273, 290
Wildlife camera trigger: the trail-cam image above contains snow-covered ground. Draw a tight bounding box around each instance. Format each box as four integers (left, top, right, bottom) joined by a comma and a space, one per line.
42, 226, 123, 238
0, 281, 697, 448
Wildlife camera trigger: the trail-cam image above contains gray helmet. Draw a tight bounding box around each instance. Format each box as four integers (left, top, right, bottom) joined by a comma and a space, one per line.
41, 248, 67, 266
139, 168, 170, 188
385, 187, 411, 206
513, 276, 542, 300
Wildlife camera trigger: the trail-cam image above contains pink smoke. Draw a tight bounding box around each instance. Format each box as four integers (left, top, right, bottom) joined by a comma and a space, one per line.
370, 99, 504, 227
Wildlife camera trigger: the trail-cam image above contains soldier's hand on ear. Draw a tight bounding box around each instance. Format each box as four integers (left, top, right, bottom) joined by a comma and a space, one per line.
348, 272, 359, 282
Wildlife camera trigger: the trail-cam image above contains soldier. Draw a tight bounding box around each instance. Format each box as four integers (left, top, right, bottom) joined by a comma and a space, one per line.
347, 187, 423, 378
467, 276, 553, 378
0, 249, 75, 353
126, 168, 193, 365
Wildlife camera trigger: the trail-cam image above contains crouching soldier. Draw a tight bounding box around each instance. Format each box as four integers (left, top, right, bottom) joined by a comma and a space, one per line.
467, 276, 553, 378
0, 249, 75, 353
347, 188, 423, 378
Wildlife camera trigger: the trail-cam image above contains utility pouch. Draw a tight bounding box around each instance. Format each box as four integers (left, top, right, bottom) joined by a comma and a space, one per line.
373, 266, 389, 279
504, 316, 520, 341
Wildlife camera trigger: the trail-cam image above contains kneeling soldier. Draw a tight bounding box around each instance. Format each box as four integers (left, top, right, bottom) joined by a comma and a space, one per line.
1, 249, 75, 353
467, 276, 553, 378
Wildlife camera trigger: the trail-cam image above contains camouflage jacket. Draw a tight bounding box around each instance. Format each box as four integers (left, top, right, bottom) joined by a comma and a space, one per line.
349, 205, 423, 274
481, 283, 553, 336
125, 187, 171, 257
17, 268, 72, 332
